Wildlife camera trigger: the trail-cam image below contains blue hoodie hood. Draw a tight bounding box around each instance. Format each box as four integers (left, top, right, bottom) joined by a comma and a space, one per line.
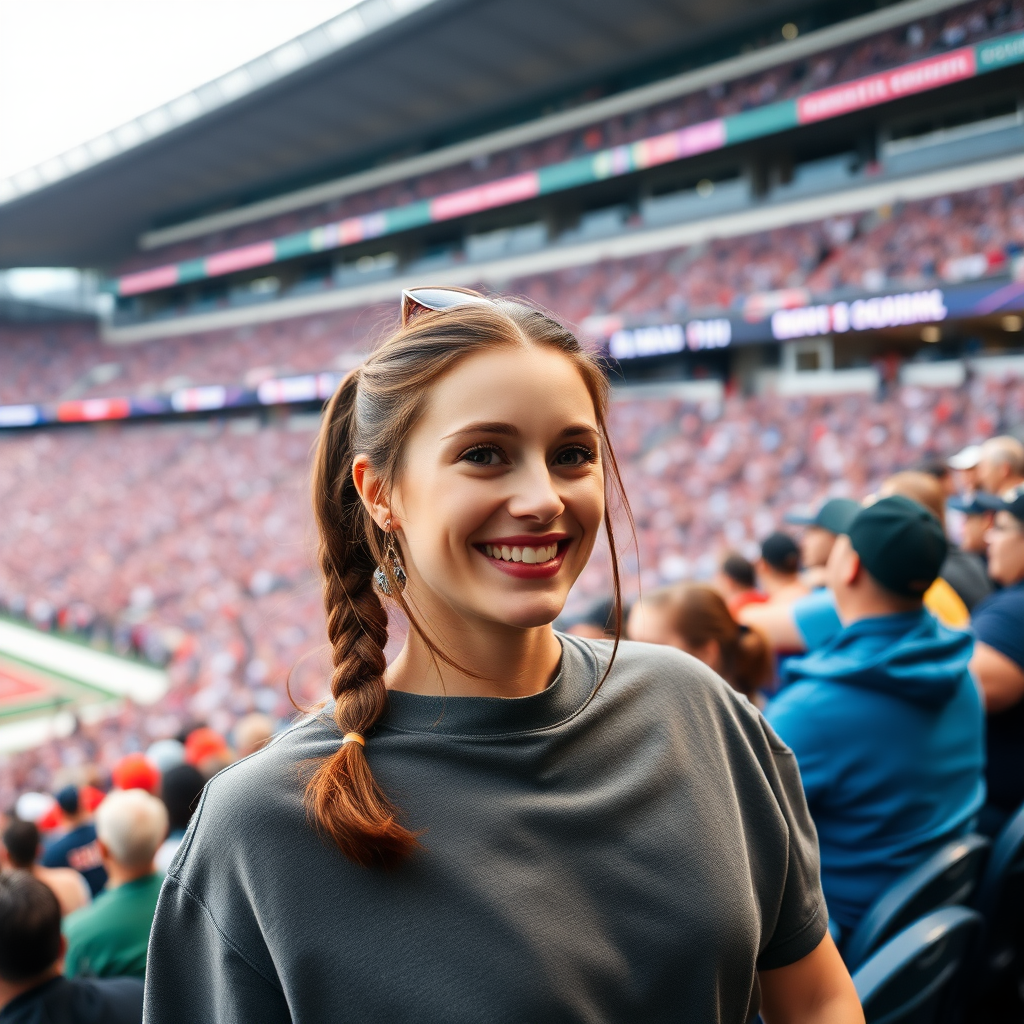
766, 607, 985, 931
781, 609, 973, 709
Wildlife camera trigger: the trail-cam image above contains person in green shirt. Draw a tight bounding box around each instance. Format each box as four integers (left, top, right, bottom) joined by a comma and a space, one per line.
63, 789, 168, 979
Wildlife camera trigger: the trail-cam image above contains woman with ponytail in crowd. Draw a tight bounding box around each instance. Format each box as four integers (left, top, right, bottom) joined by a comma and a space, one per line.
144, 288, 861, 1023
627, 583, 775, 706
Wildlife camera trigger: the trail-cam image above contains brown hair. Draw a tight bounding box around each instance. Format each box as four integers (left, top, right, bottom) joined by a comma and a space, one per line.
306, 293, 629, 868
649, 583, 773, 699
881, 471, 946, 530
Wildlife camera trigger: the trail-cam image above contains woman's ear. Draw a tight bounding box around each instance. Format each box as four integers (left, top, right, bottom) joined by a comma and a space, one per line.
352, 455, 391, 529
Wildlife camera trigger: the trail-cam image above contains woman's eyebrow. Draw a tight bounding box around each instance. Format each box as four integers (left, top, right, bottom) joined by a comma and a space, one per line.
442, 422, 598, 441
442, 421, 519, 440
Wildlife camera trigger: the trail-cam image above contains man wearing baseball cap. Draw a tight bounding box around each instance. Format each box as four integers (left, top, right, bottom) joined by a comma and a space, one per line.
742, 500, 862, 669
947, 491, 995, 586
947, 444, 982, 491
969, 485, 1024, 824
975, 436, 1024, 498
784, 498, 862, 588
40, 787, 107, 898
765, 496, 984, 935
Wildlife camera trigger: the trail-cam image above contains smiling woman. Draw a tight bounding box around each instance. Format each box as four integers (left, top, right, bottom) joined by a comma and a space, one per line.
144, 289, 862, 1024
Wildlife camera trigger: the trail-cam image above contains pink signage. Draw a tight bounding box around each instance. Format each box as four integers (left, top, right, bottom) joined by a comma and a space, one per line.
119, 264, 179, 297
204, 241, 277, 277
798, 48, 975, 123
430, 172, 540, 221
634, 120, 727, 168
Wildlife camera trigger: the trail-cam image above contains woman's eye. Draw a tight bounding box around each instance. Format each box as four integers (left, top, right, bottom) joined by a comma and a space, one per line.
554, 446, 596, 467
461, 446, 503, 466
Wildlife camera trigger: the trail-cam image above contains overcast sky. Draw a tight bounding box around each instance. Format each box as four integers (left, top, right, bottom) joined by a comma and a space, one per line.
0, 0, 359, 182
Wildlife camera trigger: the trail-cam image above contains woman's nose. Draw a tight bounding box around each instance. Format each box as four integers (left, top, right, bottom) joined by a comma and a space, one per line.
507, 458, 564, 522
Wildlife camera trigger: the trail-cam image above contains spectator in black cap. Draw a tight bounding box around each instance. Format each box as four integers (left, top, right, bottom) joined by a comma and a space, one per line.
0, 871, 142, 1024
713, 552, 767, 618
969, 485, 1024, 827
765, 496, 984, 935
40, 787, 106, 897
755, 532, 807, 607
738, 533, 812, 658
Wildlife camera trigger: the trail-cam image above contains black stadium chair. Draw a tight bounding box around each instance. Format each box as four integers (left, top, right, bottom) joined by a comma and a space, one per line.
852, 906, 983, 1024
967, 803, 1024, 1018
843, 834, 990, 971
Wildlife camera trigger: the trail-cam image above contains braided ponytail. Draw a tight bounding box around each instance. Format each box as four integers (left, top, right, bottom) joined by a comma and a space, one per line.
305, 294, 630, 868
305, 372, 419, 867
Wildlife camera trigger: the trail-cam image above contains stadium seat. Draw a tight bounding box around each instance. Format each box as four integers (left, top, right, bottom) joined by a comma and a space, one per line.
852, 906, 983, 1024
966, 803, 1024, 1016
842, 834, 990, 972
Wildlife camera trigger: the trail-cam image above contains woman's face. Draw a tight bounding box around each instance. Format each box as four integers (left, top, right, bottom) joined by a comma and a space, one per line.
986, 511, 1024, 586
387, 345, 606, 632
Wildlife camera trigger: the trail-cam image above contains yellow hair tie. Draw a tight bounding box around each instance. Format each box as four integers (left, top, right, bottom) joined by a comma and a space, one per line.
342, 732, 365, 748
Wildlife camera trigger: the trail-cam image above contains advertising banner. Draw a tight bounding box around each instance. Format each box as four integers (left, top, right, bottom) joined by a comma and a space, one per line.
109, 23, 1024, 299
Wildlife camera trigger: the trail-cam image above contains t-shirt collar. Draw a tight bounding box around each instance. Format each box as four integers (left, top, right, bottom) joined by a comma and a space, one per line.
377, 633, 600, 737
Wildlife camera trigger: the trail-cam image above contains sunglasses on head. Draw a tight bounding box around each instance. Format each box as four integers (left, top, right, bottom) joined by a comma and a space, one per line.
400, 286, 492, 326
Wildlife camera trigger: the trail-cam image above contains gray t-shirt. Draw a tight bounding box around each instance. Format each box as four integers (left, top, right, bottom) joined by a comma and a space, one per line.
144, 636, 826, 1024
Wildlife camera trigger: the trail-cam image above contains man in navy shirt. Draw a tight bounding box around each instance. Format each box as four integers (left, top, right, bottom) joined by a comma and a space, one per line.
972, 484, 1024, 819
0, 872, 141, 1024
41, 787, 107, 897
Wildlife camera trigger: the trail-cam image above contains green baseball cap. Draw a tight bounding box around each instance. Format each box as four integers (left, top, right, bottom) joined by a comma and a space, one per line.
848, 495, 948, 598
784, 497, 861, 534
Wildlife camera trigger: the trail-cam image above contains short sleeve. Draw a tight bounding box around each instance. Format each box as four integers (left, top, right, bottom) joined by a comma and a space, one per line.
792, 590, 842, 651
755, 717, 829, 971
144, 876, 291, 1024
972, 590, 1024, 671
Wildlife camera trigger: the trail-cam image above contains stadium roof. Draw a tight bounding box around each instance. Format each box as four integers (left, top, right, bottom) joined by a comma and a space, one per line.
0, 0, 842, 270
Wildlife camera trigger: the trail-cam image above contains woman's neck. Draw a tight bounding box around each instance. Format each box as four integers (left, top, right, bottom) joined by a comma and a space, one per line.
386, 621, 562, 699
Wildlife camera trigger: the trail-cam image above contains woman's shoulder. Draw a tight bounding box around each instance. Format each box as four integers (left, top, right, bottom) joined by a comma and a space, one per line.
564, 636, 798, 806
169, 712, 339, 878
564, 634, 766, 735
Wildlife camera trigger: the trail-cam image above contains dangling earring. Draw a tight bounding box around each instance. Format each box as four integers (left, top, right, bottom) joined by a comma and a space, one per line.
373, 517, 407, 596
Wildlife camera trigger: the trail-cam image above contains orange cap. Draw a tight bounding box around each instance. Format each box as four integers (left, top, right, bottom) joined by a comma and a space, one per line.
111, 754, 161, 795
184, 727, 228, 766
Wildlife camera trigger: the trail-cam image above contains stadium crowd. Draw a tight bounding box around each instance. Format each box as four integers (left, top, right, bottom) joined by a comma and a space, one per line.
0, 325, 1021, 1020
4, 176, 1023, 412
0, 398, 1023, 1018
0, 373, 1020, 797
115, 0, 1024, 275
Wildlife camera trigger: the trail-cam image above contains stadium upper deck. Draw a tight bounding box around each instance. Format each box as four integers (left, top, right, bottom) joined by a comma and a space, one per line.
115, 0, 1024, 278
87, 0, 1024, 347
2, 0, 926, 268
0, 0, 1022, 419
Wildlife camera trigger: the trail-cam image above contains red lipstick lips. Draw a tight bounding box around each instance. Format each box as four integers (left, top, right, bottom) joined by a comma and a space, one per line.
475, 535, 569, 580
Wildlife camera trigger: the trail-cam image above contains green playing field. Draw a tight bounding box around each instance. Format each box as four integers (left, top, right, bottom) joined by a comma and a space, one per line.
0, 618, 168, 752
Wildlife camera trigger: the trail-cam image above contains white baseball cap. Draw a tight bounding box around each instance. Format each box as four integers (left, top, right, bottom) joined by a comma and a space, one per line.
15, 792, 56, 823
947, 445, 982, 470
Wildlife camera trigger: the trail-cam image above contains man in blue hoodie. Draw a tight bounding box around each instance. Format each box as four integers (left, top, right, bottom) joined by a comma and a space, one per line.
765, 495, 985, 934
